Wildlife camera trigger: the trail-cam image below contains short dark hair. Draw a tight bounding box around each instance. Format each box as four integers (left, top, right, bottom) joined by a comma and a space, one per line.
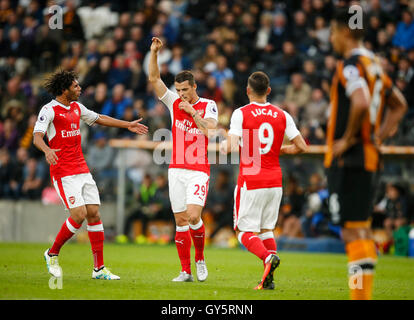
44, 69, 77, 97
248, 71, 269, 96
332, 6, 366, 40
175, 70, 195, 86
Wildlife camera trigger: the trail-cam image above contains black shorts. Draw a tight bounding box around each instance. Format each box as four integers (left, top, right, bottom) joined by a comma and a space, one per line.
327, 166, 377, 227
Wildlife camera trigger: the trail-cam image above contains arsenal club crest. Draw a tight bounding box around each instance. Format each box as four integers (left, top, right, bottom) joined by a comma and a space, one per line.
69, 196, 75, 204
197, 109, 204, 117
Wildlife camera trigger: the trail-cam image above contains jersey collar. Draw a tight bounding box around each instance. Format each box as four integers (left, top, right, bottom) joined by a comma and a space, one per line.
251, 101, 270, 107
350, 47, 374, 59
190, 97, 201, 106
53, 99, 71, 110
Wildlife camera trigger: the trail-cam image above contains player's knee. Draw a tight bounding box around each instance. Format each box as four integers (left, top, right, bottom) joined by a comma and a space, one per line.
174, 213, 189, 226
71, 210, 87, 224
189, 215, 200, 226
86, 205, 101, 222
87, 211, 101, 223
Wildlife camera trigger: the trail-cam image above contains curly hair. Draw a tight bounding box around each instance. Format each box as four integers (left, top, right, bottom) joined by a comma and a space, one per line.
44, 69, 78, 97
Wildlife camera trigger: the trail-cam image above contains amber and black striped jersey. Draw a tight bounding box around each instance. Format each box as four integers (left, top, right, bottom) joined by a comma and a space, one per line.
324, 48, 393, 172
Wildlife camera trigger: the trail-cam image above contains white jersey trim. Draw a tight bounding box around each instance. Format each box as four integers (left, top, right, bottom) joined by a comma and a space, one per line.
228, 108, 243, 137
283, 111, 300, 140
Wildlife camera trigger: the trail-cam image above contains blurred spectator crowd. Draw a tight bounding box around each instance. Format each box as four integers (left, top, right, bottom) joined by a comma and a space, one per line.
0, 0, 414, 244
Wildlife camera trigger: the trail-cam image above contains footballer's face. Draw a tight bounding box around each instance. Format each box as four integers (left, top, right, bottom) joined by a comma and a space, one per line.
66, 80, 82, 101
175, 80, 197, 103
330, 21, 346, 55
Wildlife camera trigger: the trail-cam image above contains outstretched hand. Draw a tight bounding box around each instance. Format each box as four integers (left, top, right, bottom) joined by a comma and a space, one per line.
128, 118, 149, 135
45, 148, 61, 165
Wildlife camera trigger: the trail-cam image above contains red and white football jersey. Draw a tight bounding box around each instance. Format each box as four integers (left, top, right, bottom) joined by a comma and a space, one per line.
228, 102, 300, 190
160, 89, 218, 175
33, 99, 99, 180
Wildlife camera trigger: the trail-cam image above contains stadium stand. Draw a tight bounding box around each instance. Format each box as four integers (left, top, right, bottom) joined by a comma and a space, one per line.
0, 0, 413, 252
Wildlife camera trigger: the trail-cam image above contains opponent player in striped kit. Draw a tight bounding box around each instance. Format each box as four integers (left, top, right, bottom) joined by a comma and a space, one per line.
148, 37, 218, 282
220, 71, 307, 289
325, 7, 407, 300
33, 70, 148, 280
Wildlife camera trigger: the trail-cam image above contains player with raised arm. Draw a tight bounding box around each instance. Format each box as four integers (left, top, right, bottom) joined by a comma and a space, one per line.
326, 7, 407, 300
34, 70, 148, 280
220, 71, 307, 290
148, 37, 218, 282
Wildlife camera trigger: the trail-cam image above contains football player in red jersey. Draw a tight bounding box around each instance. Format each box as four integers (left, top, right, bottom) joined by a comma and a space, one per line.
149, 37, 218, 282
34, 70, 148, 280
220, 71, 307, 289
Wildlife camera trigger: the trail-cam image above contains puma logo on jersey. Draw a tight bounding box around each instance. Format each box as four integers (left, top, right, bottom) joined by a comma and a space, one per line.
251, 108, 278, 118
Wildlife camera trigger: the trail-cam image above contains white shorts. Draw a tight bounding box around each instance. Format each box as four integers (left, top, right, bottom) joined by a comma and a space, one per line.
168, 168, 210, 213
233, 183, 282, 233
53, 173, 101, 210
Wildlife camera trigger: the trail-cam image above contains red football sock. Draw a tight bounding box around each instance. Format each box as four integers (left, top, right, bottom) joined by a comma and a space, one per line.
175, 226, 192, 274
189, 220, 205, 262
49, 217, 82, 255
239, 232, 270, 262
259, 232, 277, 267
87, 222, 105, 270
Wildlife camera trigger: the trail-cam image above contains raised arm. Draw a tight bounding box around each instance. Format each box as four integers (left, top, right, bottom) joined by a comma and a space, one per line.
148, 37, 168, 98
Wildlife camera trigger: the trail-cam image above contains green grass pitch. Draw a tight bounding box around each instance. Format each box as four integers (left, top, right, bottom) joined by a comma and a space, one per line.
1, 242, 413, 300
